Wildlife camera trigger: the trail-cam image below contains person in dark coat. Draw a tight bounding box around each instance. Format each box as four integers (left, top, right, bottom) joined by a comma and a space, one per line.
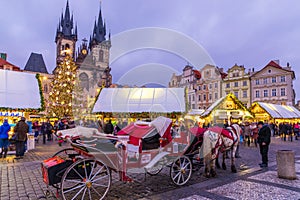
0, 119, 11, 158
104, 119, 114, 134
257, 121, 271, 168
14, 117, 29, 159
281, 122, 288, 141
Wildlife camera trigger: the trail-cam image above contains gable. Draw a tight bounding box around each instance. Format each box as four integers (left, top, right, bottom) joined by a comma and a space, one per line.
252, 65, 291, 77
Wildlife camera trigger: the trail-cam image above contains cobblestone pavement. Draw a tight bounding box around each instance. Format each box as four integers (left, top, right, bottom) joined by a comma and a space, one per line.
0, 136, 299, 200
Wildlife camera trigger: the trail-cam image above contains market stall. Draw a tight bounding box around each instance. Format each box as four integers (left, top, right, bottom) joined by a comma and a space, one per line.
200, 93, 253, 126
250, 102, 300, 123
92, 88, 186, 123
0, 70, 43, 152
185, 109, 205, 127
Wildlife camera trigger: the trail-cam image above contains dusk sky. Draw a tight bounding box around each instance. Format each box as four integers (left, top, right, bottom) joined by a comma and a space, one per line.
1, 0, 299, 101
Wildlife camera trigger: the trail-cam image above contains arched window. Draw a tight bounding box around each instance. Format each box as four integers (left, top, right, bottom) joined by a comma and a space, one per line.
99, 50, 104, 62
65, 43, 70, 50
79, 72, 89, 91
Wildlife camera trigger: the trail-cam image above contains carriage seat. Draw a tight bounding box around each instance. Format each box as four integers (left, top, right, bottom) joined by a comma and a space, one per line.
141, 130, 161, 150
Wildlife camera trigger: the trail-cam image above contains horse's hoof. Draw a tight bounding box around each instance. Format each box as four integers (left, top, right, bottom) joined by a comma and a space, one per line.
204, 173, 211, 178
222, 163, 227, 170
231, 165, 237, 173
211, 170, 217, 177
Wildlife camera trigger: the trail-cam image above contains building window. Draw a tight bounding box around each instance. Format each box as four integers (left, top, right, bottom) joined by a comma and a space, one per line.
209, 84, 212, 89
243, 81, 247, 86
99, 50, 104, 62
192, 104, 195, 109
226, 83, 230, 88
234, 82, 238, 87
203, 94, 206, 100
255, 90, 260, 98
263, 78, 267, 84
188, 95, 191, 103
225, 91, 229, 95
280, 76, 286, 82
268, 69, 271, 73
192, 95, 195, 101
243, 90, 247, 98
272, 77, 276, 83
281, 88, 286, 96
234, 91, 238, 98
209, 94, 212, 100
272, 89, 277, 96
44, 84, 48, 93
255, 79, 260, 85
198, 86, 201, 90
263, 90, 268, 97
215, 93, 218, 99
198, 95, 201, 101
215, 82, 218, 88
203, 85, 206, 90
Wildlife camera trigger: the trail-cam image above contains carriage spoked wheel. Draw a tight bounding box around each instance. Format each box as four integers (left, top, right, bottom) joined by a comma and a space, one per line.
170, 156, 192, 186
52, 148, 80, 159
61, 158, 111, 200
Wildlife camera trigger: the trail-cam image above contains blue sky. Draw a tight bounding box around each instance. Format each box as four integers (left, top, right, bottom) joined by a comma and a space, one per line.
0, 0, 299, 101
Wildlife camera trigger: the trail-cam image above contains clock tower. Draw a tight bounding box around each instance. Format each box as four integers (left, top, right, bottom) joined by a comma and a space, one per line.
55, 0, 77, 67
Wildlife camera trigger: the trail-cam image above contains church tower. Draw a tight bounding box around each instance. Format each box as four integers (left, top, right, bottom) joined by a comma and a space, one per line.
89, 6, 111, 72
55, 0, 77, 66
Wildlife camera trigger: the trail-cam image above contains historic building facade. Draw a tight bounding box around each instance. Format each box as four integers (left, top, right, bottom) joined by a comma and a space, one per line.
168, 64, 225, 110
55, 1, 112, 113
222, 64, 251, 107
196, 64, 225, 109
250, 60, 295, 106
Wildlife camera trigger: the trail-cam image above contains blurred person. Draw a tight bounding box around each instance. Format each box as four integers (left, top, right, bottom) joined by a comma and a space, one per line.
244, 122, 251, 147
104, 119, 114, 134
257, 121, 271, 168
294, 122, 300, 140
250, 122, 258, 147
14, 117, 29, 159
0, 119, 11, 158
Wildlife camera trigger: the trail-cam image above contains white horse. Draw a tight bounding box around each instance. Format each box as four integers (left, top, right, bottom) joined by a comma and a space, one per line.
201, 124, 241, 178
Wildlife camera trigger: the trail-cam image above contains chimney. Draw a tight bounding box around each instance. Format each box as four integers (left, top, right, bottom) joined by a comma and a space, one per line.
287, 62, 290, 68
0, 53, 7, 60
252, 68, 254, 72
274, 59, 280, 65
248, 69, 251, 74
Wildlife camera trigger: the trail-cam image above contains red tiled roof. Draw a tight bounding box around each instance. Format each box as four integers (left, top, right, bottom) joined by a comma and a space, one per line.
193, 70, 201, 79
0, 58, 20, 69
266, 60, 282, 69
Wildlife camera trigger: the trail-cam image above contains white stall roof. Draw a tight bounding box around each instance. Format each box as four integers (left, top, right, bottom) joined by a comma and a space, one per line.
200, 96, 226, 117
0, 70, 41, 109
257, 102, 300, 119
187, 109, 205, 116
93, 88, 186, 113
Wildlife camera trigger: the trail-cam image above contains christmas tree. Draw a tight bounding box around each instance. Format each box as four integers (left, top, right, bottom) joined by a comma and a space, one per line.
49, 54, 77, 118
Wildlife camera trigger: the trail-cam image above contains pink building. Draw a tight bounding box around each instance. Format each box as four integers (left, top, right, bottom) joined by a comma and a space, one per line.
250, 60, 295, 105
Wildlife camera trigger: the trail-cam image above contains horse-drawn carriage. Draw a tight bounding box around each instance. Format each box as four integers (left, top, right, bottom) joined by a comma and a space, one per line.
41, 117, 205, 200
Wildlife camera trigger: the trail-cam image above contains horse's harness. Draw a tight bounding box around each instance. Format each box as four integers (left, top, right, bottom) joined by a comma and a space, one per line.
212, 125, 238, 156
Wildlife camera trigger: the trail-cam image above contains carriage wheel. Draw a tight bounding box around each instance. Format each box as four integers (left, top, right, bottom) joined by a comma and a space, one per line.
52, 148, 80, 159
146, 164, 163, 176
61, 158, 111, 200
170, 156, 192, 186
